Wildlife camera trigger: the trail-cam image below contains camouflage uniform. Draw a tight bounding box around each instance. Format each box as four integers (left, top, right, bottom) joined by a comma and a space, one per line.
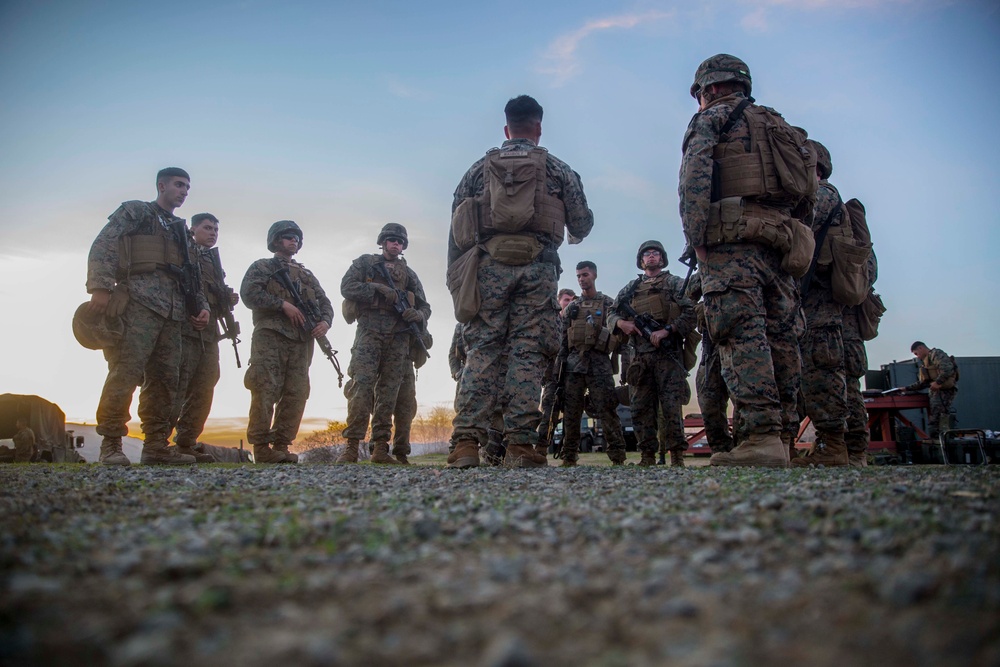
688, 278, 736, 453
449, 137, 593, 451
679, 92, 804, 449
171, 246, 230, 450
907, 348, 959, 439
241, 255, 333, 449
341, 254, 430, 445
88, 201, 208, 450
558, 293, 626, 464
537, 315, 568, 450
609, 271, 696, 463
842, 306, 870, 459
12, 427, 35, 463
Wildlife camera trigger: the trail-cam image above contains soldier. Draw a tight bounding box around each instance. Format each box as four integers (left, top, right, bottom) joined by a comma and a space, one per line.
687, 275, 737, 455
390, 329, 433, 465
339, 223, 431, 465
842, 306, 870, 466
537, 288, 576, 455
448, 323, 467, 389
556, 262, 627, 466
792, 140, 852, 467
609, 241, 696, 467
680, 54, 813, 467
241, 221, 333, 464
447, 94, 594, 468
905, 342, 959, 440
87, 167, 210, 466
167, 213, 238, 463
12, 418, 36, 463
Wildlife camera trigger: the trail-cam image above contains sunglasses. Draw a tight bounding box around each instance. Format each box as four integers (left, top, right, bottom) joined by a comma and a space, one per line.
280, 234, 300, 242
384, 237, 404, 244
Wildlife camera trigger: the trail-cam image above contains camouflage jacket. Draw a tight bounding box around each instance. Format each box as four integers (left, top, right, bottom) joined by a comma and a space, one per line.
911, 348, 958, 390
608, 271, 696, 356
183, 246, 229, 342
558, 293, 615, 376
448, 323, 467, 379
241, 255, 333, 343
447, 138, 594, 265
340, 254, 431, 336
87, 200, 208, 321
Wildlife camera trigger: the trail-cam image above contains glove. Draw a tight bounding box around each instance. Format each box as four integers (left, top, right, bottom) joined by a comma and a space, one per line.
373, 283, 397, 303
107, 285, 130, 318
402, 308, 424, 325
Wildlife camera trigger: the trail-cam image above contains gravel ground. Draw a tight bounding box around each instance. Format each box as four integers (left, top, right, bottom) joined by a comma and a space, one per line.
1, 461, 998, 667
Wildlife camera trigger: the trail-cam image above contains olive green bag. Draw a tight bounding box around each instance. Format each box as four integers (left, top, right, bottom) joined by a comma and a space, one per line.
447, 245, 483, 323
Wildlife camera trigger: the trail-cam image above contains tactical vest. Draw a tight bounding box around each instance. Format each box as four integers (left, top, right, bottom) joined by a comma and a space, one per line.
365, 257, 413, 311
266, 261, 317, 304
117, 220, 185, 278
566, 297, 613, 353
814, 184, 854, 270
631, 275, 681, 325
920, 350, 959, 390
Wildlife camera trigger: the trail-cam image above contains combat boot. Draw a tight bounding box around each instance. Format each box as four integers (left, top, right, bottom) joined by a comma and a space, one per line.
447, 438, 480, 469
392, 448, 411, 465
371, 442, 402, 465
657, 452, 666, 465
503, 443, 548, 468
670, 450, 686, 468
559, 447, 578, 468
846, 435, 869, 468
273, 443, 299, 463
176, 442, 215, 463
784, 434, 798, 463
99, 437, 131, 466
791, 433, 849, 468
141, 441, 196, 465
483, 432, 506, 467
638, 450, 657, 467
336, 439, 360, 464
710, 433, 788, 468
253, 444, 289, 464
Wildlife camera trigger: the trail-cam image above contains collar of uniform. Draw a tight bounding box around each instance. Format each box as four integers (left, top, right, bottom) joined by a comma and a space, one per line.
501, 138, 537, 149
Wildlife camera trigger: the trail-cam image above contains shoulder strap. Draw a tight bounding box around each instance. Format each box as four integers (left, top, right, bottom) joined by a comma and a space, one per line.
719, 98, 752, 141
800, 199, 843, 297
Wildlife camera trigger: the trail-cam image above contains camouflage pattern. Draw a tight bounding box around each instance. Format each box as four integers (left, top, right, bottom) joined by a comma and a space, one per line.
679, 92, 803, 438
241, 254, 333, 447
392, 361, 417, 457
609, 272, 696, 456
842, 306, 870, 455
687, 276, 735, 451
89, 201, 208, 445
536, 313, 568, 446
799, 181, 848, 441
340, 254, 430, 444
909, 348, 959, 438
448, 323, 467, 381
450, 138, 592, 446
13, 427, 35, 463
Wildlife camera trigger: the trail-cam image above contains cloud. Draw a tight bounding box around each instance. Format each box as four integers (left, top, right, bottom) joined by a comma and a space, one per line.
386, 75, 431, 101
738, 0, 921, 32
538, 10, 674, 86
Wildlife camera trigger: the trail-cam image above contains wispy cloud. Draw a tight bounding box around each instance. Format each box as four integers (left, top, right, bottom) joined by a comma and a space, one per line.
538, 10, 674, 86
738, 0, 919, 32
386, 75, 431, 101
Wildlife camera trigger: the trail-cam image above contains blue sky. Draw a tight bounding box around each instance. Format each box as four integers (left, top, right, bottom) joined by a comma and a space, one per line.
1, 0, 998, 425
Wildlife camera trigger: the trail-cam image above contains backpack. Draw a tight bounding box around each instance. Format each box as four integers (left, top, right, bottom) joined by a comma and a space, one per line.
857, 290, 886, 341
484, 148, 546, 234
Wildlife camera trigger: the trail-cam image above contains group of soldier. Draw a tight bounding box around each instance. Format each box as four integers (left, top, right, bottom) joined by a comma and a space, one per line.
74, 52, 953, 468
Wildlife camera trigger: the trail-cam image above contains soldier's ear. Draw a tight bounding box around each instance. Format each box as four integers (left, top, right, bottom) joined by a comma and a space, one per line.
503, 125, 511, 139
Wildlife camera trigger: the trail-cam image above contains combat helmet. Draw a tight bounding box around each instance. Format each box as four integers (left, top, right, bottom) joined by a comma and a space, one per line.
636, 240, 668, 269
267, 220, 303, 252
377, 223, 408, 249
690, 54, 752, 99
72, 302, 124, 350
810, 140, 833, 180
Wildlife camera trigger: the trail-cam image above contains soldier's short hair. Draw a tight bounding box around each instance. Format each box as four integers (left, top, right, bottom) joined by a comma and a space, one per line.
505, 95, 543, 132
191, 213, 219, 227
576, 261, 597, 272
157, 167, 190, 183
911, 341, 927, 352
557, 288, 576, 300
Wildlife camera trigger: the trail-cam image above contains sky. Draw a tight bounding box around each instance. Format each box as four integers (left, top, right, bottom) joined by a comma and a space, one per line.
1, 0, 998, 428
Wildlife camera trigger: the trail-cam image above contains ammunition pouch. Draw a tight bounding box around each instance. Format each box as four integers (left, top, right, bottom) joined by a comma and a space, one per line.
118, 233, 185, 277
342, 299, 359, 325
829, 236, 872, 306
482, 233, 543, 266
447, 245, 483, 323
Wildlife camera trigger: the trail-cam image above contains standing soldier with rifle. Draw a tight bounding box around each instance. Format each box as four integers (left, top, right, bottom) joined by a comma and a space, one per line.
339, 223, 431, 465
554, 262, 627, 467
609, 241, 696, 467
240, 220, 334, 464
166, 213, 239, 462
87, 167, 210, 466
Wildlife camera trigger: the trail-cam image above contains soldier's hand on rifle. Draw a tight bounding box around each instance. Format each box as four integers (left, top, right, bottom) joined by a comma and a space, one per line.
311, 321, 330, 339
228, 289, 240, 307
281, 301, 306, 328
616, 319, 638, 337
190, 309, 211, 331
88, 289, 111, 315
649, 326, 672, 348
373, 283, 397, 303
402, 308, 424, 325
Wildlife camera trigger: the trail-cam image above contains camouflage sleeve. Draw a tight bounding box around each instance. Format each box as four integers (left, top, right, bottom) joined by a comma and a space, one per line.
667, 274, 697, 337
448, 325, 465, 377
452, 159, 485, 214
340, 256, 377, 304
606, 282, 633, 332
548, 155, 594, 243
678, 109, 725, 247
557, 304, 573, 362
407, 268, 432, 321
933, 349, 957, 385
310, 272, 334, 326
240, 259, 284, 313
86, 205, 133, 293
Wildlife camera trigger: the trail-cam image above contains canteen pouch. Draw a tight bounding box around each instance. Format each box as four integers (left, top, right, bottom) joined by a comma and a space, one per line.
482, 233, 543, 266
829, 236, 871, 306
447, 245, 483, 323
780, 217, 816, 278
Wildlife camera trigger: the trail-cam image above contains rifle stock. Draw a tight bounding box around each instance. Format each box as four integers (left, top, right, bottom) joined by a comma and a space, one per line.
208, 247, 242, 368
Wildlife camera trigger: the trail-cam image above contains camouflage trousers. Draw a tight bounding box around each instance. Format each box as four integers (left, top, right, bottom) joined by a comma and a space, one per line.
244, 328, 313, 446
696, 335, 735, 451
843, 337, 870, 455
452, 258, 559, 446
392, 362, 417, 456
537, 377, 558, 444
700, 244, 800, 437
97, 300, 182, 443
928, 387, 958, 439
343, 329, 410, 443
627, 349, 689, 455
800, 286, 847, 439
562, 371, 626, 462
171, 334, 221, 448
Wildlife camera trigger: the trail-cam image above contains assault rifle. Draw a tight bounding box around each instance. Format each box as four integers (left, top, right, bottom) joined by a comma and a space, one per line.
546, 355, 568, 459
678, 245, 697, 296
208, 247, 242, 368
615, 300, 671, 344
169, 219, 204, 318
373, 262, 431, 359
271, 266, 344, 387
